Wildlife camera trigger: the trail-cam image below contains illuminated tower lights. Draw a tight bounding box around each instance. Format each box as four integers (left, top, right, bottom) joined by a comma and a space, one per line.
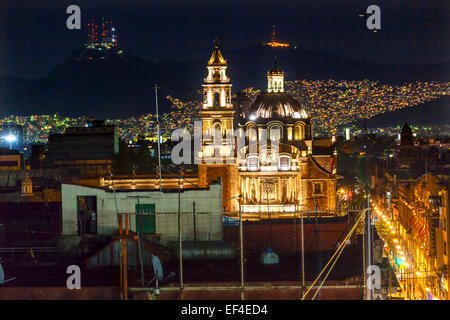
87, 18, 99, 43
85, 18, 118, 48
265, 24, 289, 48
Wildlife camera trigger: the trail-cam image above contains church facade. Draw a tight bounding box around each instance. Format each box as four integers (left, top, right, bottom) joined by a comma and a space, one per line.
197, 43, 338, 219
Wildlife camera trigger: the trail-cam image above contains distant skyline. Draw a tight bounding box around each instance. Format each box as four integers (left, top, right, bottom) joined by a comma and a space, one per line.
0, 0, 448, 78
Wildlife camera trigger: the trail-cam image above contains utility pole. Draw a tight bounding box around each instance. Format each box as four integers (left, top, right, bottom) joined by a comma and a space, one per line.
119, 213, 123, 300
293, 210, 297, 254
123, 214, 128, 300
154, 84, 162, 191
193, 201, 196, 241
362, 209, 366, 300
301, 208, 305, 288
178, 171, 184, 299
126, 195, 150, 287
366, 192, 373, 300
239, 195, 244, 300
110, 173, 124, 300
118, 214, 129, 300
226, 194, 245, 300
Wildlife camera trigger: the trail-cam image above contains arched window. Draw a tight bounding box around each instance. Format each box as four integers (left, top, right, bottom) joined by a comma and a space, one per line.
294, 124, 304, 140
247, 126, 257, 141
212, 122, 222, 136
213, 71, 220, 82
213, 92, 220, 107
269, 124, 282, 141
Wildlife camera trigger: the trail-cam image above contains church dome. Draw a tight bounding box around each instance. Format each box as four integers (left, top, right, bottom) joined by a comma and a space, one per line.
245, 61, 308, 121
247, 91, 308, 119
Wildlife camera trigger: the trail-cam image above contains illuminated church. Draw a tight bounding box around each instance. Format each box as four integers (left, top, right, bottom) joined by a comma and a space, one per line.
198, 43, 338, 219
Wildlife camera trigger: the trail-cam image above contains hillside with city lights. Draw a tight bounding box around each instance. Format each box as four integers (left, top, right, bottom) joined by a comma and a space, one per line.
0, 27, 448, 119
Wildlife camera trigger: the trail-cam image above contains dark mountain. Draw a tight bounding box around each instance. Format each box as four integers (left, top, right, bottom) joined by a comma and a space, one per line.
350, 96, 450, 128
0, 44, 448, 118
224, 45, 450, 90
0, 51, 204, 118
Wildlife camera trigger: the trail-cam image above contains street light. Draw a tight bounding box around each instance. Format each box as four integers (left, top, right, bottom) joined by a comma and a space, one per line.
3, 133, 16, 149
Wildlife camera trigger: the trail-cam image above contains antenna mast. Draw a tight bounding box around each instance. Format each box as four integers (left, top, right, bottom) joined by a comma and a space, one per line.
154, 84, 162, 191
272, 24, 276, 43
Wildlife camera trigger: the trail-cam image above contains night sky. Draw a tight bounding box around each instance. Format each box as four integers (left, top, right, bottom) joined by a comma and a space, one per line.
0, 0, 448, 78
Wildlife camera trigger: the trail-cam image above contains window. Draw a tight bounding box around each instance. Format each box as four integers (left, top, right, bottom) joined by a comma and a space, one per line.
77, 196, 97, 235
0, 160, 19, 167
248, 126, 257, 141
212, 122, 222, 136
312, 182, 323, 195
213, 92, 220, 107
269, 125, 282, 141
215, 71, 222, 81
294, 126, 300, 140
279, 156, 290, 171
247, 156, 259, 171
294, 125, 304, 140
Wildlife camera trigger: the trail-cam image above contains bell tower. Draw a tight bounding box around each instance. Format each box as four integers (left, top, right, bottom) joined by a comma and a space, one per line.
199, 39, 235, 162
198, 39, 238, 214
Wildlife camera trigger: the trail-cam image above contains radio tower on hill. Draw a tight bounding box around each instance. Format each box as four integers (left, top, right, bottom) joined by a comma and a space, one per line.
79, 18, 122, 60
265, 24, 290, 48
271, 24, 276, 43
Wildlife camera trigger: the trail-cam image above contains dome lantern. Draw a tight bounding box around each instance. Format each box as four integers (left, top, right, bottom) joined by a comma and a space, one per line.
267, 60, 284, 93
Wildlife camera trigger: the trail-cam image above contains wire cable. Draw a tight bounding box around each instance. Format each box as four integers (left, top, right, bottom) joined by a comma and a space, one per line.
311, 236, 349, 300
311, 211, 366, 300
301, 209, 366, 300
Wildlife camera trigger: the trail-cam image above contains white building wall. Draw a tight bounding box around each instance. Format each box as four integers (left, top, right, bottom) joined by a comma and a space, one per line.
61, 183, 223, 241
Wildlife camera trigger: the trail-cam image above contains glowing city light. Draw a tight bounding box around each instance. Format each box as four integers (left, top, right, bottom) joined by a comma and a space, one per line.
3, 134, 16, 142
